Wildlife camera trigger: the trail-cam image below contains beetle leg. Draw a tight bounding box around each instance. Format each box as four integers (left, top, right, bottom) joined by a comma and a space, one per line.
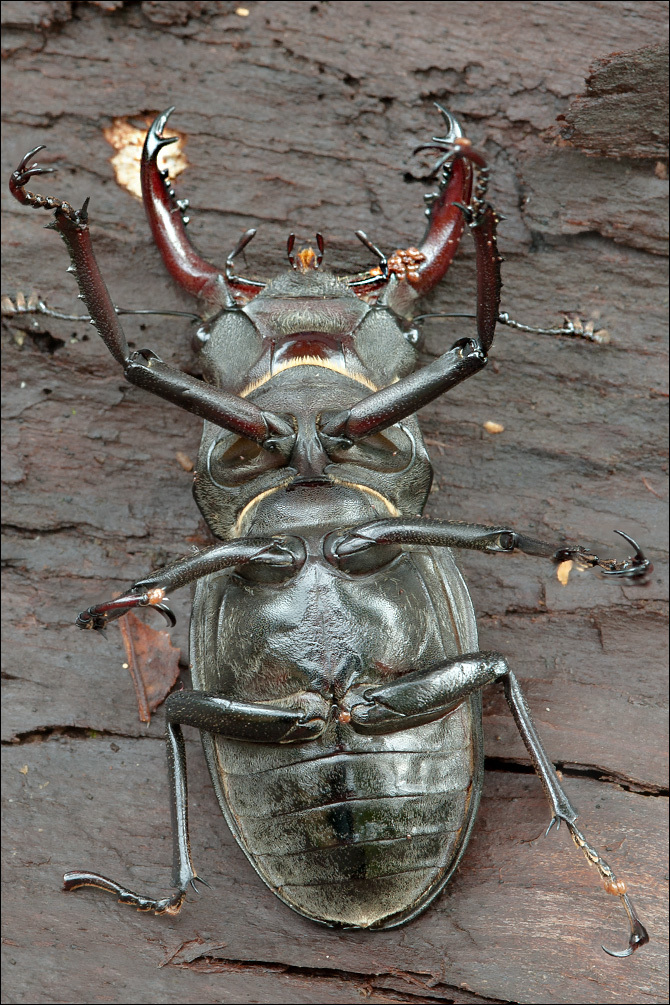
503, 671, 649, 957
348, 651, 508, 734
64, 689, 326, 915
8, 149, 293, 446
76, 535, 307, 630
124, 352, 295, 446
329, 519, 652, 581
349, 651, 648, 956
320, 338, 487, 442
64, 720, 202, 916
452, 201, 502, 355
62, 872, 189, 916
165, 691, 327, 744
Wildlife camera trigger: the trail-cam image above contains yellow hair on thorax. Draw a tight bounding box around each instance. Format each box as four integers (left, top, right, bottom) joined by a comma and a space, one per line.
240, 356, 378, 398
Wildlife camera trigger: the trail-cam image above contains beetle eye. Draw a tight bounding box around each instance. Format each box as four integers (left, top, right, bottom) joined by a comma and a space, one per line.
208, 434, 288, 488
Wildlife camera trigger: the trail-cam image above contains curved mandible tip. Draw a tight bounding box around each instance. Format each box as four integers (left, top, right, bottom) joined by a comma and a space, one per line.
156, 105, 177, 131
432, 103, 463, 144
144, 106, 179, 162
413, 104, 464, 157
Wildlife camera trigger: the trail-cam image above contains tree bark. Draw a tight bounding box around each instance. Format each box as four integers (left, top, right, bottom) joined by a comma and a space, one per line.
2, 2, 667, 1003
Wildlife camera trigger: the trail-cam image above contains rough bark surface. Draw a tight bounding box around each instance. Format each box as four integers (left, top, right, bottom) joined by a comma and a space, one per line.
556, 40, 669, 159
2, 3, 668, 1004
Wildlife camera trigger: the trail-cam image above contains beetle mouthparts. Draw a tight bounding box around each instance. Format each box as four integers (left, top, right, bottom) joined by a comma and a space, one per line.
287, 475, 333, 490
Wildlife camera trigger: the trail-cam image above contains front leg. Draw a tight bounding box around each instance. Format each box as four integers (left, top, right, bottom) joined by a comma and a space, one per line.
320, 339, 487, 442
9, 150, 293, 447
64, 693, 327, 915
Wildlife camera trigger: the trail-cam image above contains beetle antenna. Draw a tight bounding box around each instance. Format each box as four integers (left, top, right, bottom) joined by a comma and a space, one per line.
412, 312, 477, 322
354, 231, 388, 276
1, 294, 204, 324
287, 233, 296, 269
225, 228, 266, 291
348, 231, 389, 290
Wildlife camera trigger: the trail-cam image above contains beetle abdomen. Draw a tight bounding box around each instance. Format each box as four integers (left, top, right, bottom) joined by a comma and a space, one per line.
206, 701, 482, 928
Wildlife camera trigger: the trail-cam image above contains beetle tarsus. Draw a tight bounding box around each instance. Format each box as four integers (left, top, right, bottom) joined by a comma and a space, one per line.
75, 590, 174, 631
9, 147, 82, 222
498, 311, 611, 344
602, 530, 652, 578
555, 531, 651, 580
602, 896, 650, 957
563, 823, 650, 957
63, 870, 190, 915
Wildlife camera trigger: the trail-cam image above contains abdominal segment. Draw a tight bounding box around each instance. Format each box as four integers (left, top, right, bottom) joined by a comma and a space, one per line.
211, 704, 479, 929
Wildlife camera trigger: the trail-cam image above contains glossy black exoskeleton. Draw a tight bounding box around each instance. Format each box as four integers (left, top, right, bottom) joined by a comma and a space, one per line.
9, 106, 650, 955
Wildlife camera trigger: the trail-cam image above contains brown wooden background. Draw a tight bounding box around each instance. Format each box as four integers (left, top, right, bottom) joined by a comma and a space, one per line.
2, 3, 668, 1003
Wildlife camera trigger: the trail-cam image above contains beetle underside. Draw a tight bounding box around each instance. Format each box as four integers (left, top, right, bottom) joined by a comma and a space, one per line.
9, 105, 650, 955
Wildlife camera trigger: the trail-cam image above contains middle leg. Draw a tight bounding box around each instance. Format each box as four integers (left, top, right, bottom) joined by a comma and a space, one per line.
76, 535, 307, 630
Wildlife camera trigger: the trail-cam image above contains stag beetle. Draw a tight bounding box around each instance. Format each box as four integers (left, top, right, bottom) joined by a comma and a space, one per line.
10, 105, 651, 956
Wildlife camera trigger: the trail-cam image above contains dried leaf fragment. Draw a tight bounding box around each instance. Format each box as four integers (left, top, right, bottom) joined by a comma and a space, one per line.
119, 611, 181, 723
103, 117, 188, 200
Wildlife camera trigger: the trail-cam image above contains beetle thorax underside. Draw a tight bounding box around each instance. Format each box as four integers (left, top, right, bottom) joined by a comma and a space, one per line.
194, 360, 434, 539
189, 270, 485, 927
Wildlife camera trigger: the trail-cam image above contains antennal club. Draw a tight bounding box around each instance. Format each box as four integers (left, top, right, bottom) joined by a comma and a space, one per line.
287, 233, 296, 269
